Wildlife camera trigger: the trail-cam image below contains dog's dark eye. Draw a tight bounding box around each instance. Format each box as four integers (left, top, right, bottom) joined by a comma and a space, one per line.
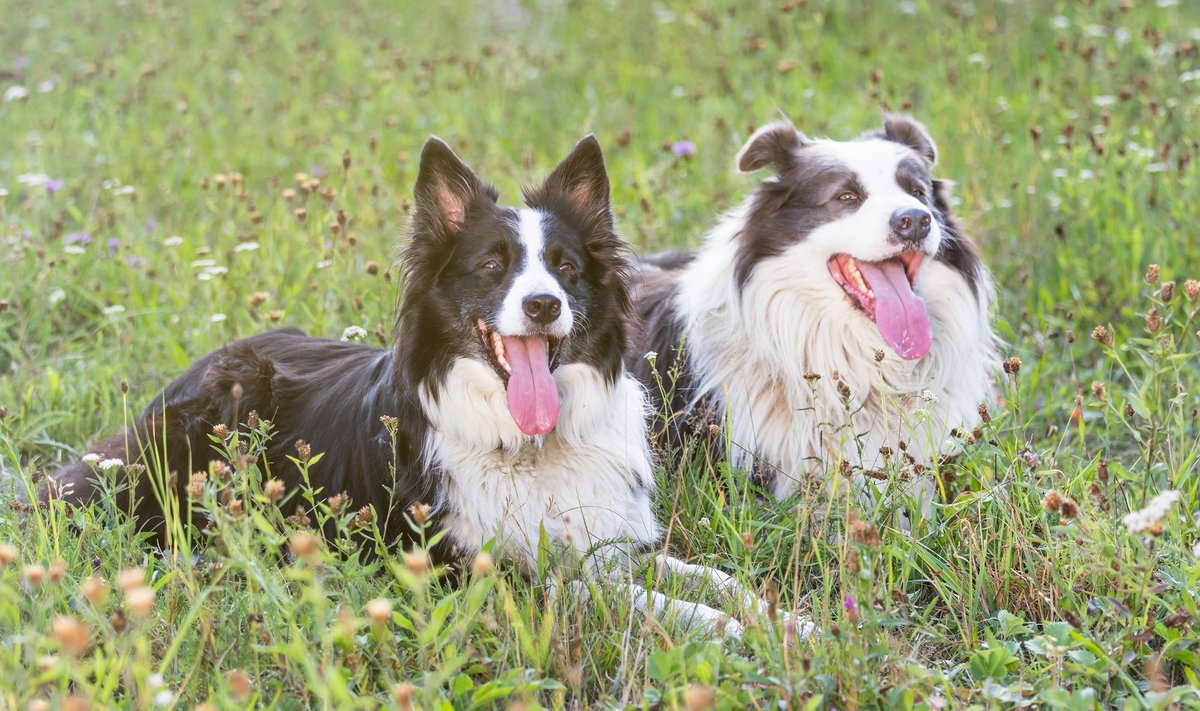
837, 191, 859, 202
911, 188, 926, 199
558, 261, 576, 273
480, 259, 500, 271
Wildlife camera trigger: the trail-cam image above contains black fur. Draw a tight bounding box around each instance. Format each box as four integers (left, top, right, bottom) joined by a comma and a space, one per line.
44, 136, 632, 566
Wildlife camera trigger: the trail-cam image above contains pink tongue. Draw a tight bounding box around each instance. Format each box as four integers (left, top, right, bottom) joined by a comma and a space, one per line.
502, 335, 560, 435
856, 260, 932, 360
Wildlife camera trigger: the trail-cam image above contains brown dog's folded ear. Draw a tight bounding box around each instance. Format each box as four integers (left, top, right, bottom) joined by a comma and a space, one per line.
736, 121, 808, 174
524, 134, 614, 233
412, 136, 497, 236
882, 115, 938, 165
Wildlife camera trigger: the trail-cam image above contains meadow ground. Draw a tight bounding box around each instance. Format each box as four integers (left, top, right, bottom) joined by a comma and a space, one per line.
2, 0, 1199, 708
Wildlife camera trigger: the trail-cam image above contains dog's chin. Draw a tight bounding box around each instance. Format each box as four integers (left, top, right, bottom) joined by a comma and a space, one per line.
826, 250, 933, 360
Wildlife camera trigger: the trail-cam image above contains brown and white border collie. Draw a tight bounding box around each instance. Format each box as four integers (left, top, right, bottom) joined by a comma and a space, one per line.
633, 116, 998, 513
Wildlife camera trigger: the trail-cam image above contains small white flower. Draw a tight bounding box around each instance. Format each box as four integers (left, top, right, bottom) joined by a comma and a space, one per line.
3, 85, 29, 102
196, 272, 213, 281
920, 389, 940, 404
204, 266, 228, 277
111, 185, 136, 196
98, 458, 124, 472
148, 673, 165, 689
101, 178, 121, 190
64, 245, 85, 255
102, 305, 125, 315
643, 351, 658, 361
1122, 489, 1182, 533
16, 173, 50, 187
341, 325, 367, 342
82, 453, 101, 464
1093, 95, 1117, 107
912, 408, 930, 423
163, 235, 184, 247
1192, 541, 1200, 559
153, 691, 173, 707
233, 241, 259, 253
210, 313, 226, 323
190, 258, 216, 268
37, 80, 54, 93
316, 260, 332, 270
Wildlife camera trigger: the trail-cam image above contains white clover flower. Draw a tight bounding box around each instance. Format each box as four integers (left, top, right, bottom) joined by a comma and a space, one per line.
98, 458, 124, 472
16, 173, 50, 187
233, 241, 259, 253
1122, 489, 1181, 533
82, 453, 101, 464
163, 235, 184, 247
341, 325, 368, 343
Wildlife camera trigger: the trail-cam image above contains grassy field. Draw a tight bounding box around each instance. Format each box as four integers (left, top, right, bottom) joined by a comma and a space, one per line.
2, 0, 1200, 707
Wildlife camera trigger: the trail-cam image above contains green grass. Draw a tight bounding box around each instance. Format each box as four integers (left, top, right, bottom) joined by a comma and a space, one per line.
2, 0, 1200, 707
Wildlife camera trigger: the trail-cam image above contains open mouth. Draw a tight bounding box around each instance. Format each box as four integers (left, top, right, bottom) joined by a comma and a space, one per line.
477, 320, 563, 436
827, 252, 932, 360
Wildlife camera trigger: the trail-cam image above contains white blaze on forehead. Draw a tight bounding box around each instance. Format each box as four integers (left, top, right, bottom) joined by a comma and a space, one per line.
496, 208, 573, 336
802, 138, 942, 262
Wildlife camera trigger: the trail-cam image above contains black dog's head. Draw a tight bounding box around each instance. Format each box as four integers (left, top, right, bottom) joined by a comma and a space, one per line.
396, 136, 631, 436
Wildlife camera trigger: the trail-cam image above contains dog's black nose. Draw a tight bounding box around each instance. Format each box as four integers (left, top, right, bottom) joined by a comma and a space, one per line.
890, 207, 932, 243
522, 294, 562, 324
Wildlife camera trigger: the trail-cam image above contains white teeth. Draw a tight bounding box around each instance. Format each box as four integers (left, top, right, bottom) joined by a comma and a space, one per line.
845, 259, 872, 297
489, 331, 511, 373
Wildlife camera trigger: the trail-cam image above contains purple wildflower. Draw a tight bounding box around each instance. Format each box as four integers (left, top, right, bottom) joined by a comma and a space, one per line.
63, 231, 92, 245
145, 219, 157, 233
107, 237, 120, 253
844, 593, 859, 624
671, 140, 697, 158
45, 179, 64, 193
309, 165, 326, 177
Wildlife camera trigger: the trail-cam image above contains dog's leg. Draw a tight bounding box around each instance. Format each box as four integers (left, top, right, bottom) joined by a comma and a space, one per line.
654, 555, 817, 639
551, 570, 742, 636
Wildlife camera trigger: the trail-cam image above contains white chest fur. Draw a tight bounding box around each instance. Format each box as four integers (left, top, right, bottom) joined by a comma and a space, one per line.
677, 211, 998, 499
419, 360, 660, 570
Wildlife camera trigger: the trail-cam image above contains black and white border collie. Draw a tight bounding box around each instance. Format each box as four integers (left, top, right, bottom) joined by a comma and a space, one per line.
44, 136, 793, 635
633, 116, 998, 506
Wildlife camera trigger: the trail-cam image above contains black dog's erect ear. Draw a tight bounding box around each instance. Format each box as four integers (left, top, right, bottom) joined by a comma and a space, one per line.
412, 136, 497, 236
882, 115, 938, 165
524, 134, 613, 233
736, 121, 808, 174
